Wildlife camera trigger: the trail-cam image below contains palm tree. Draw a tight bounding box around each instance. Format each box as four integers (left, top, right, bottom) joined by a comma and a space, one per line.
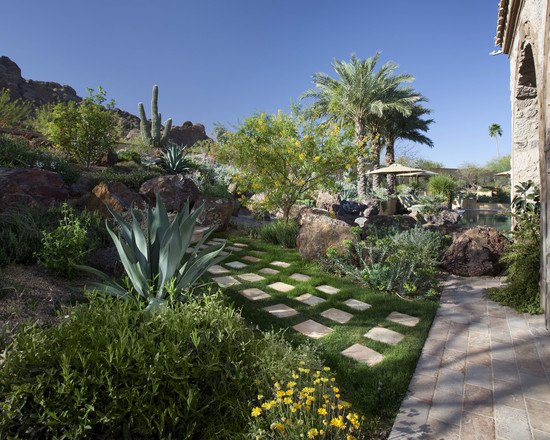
489, 123, 503, 158
301, 53, 419, 198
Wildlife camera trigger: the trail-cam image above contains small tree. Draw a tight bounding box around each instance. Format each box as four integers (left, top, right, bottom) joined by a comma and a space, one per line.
45, 87, 120, 169
216, 108, 352, 222
428, 175, 459, 209
0, 88, 31, 127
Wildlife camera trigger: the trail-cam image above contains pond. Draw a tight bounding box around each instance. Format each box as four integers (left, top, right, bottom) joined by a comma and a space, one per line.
460, 210, 512, 231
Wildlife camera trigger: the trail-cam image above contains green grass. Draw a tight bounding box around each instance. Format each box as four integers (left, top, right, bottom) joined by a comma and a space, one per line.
205, 234, 438, 435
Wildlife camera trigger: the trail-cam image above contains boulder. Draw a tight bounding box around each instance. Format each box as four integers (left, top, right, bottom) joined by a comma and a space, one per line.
296, 212, 354, 260
316, 191, 340, 211
86, 182, 145, 217
139, 175, 200, 212
0, 167, 68, 208
424, 209, 462, 226
359, 214, 418, 232
441, 226, 509, 276
334, 199, 379, 225
87, 246, 123, 277
169, 121, 210, 147
197, 197, 234, 232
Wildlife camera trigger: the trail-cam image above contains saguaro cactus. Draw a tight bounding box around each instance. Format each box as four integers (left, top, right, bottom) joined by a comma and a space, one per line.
138, 85, 172, 148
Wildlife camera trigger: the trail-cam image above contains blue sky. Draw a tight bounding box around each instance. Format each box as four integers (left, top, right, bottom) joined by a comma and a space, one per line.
1, 1, 510, 167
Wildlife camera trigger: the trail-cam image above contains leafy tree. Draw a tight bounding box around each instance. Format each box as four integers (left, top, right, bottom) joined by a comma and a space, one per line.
44, 87, 120, 169
489, 123, 503, 158
428, 174, 460, 209
301, 53, 418, 197
486, 154, 510, 173
216, 109, 351, 222
0, 88, 31, 127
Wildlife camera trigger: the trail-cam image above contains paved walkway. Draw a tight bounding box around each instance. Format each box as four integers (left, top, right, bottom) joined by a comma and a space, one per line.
389, 275, 550, 440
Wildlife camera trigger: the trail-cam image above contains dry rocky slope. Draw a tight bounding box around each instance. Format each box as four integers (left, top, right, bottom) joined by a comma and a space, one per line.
0, 55, 210, 146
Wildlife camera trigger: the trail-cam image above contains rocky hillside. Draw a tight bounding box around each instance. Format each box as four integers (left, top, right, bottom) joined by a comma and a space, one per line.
0, 56, 210, 146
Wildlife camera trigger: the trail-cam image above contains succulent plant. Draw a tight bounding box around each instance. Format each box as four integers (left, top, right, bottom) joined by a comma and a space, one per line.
161, 142, 190, 174
139, 85, 172, 148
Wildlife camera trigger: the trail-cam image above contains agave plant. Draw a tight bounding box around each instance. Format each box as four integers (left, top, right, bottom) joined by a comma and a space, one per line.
162, 142, 190, 174
79, 194, 226, 312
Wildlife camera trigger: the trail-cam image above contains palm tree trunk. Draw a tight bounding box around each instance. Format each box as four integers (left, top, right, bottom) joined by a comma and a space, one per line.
355, 121, 367, 199
385, 138, 396, 195
495, 138, 500, 159
371, 136, 382, 189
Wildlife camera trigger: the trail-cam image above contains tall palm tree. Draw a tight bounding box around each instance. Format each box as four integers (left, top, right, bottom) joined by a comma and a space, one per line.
489, 123, 503, 158
301, 53, 419, 198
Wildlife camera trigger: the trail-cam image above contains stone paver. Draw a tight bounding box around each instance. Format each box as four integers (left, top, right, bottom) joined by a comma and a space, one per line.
207, 264, 230, 275
386, 311, 420, 327
270, 261, 291, 268
212, 276, 240, 288
225, 246, 243, 252
225, 261, 248, 269
321, 308, 353, 324
263, 303, 298, 318
233, 243, 248, 247
289, 273, 311, 282
293, 319, 333, 339
341, 343, 384, 366
237, 273, 266, 282
250, 250, 267, 255
365, 326, 404, 346
242, 255, 262, 263
295, 293, 325, 306
240, 288, 271, 301
259, 267, 279, 275
388, 275, 550, 440
343, 298, 372, 311
315, 285, 340, 295
267, 282, 295, 293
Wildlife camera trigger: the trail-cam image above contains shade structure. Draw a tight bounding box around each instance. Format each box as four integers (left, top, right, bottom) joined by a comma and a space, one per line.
366, 163, 423, 175
396, 170, 438, 177
495, 170, 511, 176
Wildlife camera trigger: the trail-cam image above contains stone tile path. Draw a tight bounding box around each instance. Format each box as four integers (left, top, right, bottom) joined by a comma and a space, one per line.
268, 282, 295, 293
240, 288, 271, 301
293, 319, 333, 339
341, 343, 385, 366
242, 255, 262, 263
316, 285, 340, 295
296, 293, 326, 306
365, 327, 405, 346
344, 298, 372, 311
225, 261, 248, 269
321, 307, 354, 324
237, 273, 265, 282
270, 260, 291, 268
389, 275, 550, 440
259, 267, 279, 275
264, 303, 299, 318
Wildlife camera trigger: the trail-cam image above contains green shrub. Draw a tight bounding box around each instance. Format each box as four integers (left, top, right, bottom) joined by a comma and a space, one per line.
0, 292, 321, 439
251, 220, 300, 248
428, 175, 460, 209
201, 180, 231, 198
85, 168, 162, 191
0, 88, 31, 127
161, 142, 191, 174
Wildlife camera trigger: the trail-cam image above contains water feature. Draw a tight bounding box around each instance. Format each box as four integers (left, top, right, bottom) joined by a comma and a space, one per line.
459, 210, 512, 231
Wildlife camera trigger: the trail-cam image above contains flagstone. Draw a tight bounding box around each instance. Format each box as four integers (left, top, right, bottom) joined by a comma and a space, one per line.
212, 276, 240, 288
387, 311, 420, 327
321, 308, 354, 324
259, 267, 280, 275
242, 255, 262, 263
268, 282, 295, 293
341, 343, 384, 366
233, 243, 248, 247
270, 260, 291, 268
264, 303, 299, 318
365, 327, 405, 346
293, 320, 333, 339
343, 298, 372, 311
296, 293, 326, 306
207, 265, 230, 275
225, 246, 243, 252
219, 251, 229, 256
315, 285, 340, 295
211, 238, 227, 243
226, 261, 248, 269
240, 288, 271, 301
289, 273, 311, 282
237, 273, 266, 282
251, 250, 267, 255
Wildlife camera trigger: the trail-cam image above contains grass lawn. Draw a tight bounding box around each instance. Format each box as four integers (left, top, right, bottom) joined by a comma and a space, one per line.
205, 234, 439, 435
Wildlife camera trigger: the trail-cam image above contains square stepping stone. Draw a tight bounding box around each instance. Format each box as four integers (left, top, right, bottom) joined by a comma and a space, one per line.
226, 261, 248, 269
251, 250, 267, 255
237, 273, 266, 282
341, 343, 384, 366
212, 276, 240, 288
296, 293, 326, 306
293, 320, 333, 339
259, 267, 279, 275
211, 238, 227, 243
226, 246, 243, 252
268, 282, 295, 293
387, 311, 420, 327
240, 288, 271, 301
207, 264, 230, 275
264, 303, 298, 318
316, 285, 340, 295
343, 298, 372, 311
219, 251, 229, 256
365, 327, 405, 346
289, 273, 311, 282
321, 308, 353, 324
270, 261, 291, 268
242, 255, 262, 263
233, 243, 248, 248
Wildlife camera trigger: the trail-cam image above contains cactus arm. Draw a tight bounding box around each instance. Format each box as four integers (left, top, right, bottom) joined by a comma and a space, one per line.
138, 102, 152, 146
160, 118, 172, 147
151, 85, 161, 146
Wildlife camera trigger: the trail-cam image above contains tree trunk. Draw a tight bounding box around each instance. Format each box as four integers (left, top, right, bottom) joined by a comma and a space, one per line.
385, 138, 396, 195
371, 136, 382, 189
355, 121, 368, 199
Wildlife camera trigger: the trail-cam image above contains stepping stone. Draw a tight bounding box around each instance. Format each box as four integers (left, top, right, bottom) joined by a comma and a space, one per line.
387, 311, 420, 327
207, 265, 230, 275
316, 285, 340, 295
321, 308, 353, 324
268, 282, 295, 293
364, 327, 404, 346
240, 288, 271, 301
343, 298, 372, 311
242, 255, 262, 263
289, 273, 311, 282
270, 261, 291, 268
296, 293, 326, 306
251, 250, 267, 255
197, 244, 209, 250
237, 273, 266, 282
259, 267, 279, 275
212, 276, 240, 288
226, 261, 248, 269
219, 251, 229, 256
211, 238, 227, 243
226, 246, 243, 252
341, 343, 384, 366
293, 320, 333, 339
264, 303, 299, 318
233, 243, 248, 248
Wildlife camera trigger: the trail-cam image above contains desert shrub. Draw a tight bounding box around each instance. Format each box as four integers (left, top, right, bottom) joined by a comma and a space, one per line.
85, 168, 162, 191
0, 88, 31, 127
161, 142, 191, 174
428, 175, 460, 209
251, 220, 300, 248
335, 180, 358, 201
201, 180, 231, 198
0, 207, 44, 266
0, 134, 80, 183
0, 292, 321, 439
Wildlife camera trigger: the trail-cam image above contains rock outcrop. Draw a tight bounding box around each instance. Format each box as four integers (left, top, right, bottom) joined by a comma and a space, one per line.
85, 182, 145, 217
0, 168, 68, 208
296, 212, 354, 260
139, 175, 200, 212
197, 196, 234, 232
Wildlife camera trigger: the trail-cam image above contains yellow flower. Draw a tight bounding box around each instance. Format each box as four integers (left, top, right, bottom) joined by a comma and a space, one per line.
287, 381, 296, 388
347, 436, 357, 440
332, 387, 339, 393
318, 407, 328, 415
307, 428, 319, 438
330, 417, 346, 429
283, 397, 292, 404
295, 140, 301, 147
285, 389, 294, 396
251, 407, 262, 417
257, 394, 264, 400
276, 390, 285, 398
314, 155, 321, 162
270, 422, 285, 432
323, 367, 331, 372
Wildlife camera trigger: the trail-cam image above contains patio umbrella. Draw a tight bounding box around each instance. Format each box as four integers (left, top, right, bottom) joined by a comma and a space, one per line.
396, 170, 438, 177
365, 163, 423, 175
495, 170, 511, 176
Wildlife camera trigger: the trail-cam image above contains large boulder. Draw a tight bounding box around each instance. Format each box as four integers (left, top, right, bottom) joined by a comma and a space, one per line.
316, 191, 340, 211
139, 175, 200, 212
296, 212, 354, 260
0, 168, 68, 208
424, 209, 462, 226
169, 121, 210, 147
197, 197, 234, 232
85, 182, 145, 217
334, 199, 379, 225
441, 226, 509, 276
